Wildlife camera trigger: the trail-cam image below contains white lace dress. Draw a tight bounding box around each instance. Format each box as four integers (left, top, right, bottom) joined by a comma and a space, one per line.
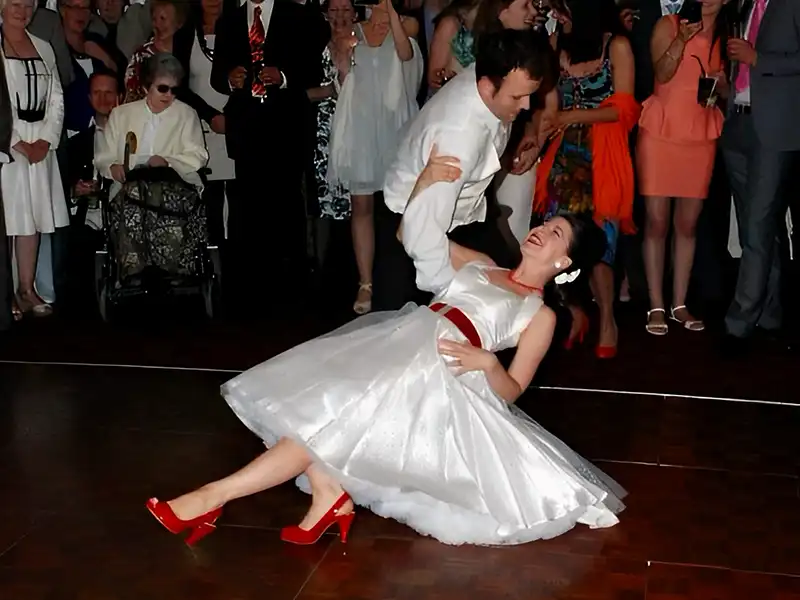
222, 262, 626, 545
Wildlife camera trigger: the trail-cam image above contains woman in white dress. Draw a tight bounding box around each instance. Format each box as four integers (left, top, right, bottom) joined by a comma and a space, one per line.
1, 0, 66, 320
146, 149, 625, 548
327, 0, 423, 315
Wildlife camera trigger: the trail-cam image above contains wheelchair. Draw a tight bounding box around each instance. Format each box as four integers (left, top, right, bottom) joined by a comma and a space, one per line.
93, 166, 222, 321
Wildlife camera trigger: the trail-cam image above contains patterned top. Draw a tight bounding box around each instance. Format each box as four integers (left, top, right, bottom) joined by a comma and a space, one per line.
123, 40, 156, 104
660, 0, 683, 15
450, 21, 475, 68
559, 39, 615, 110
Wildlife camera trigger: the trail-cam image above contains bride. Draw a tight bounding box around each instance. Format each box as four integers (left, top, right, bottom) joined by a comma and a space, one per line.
146, 149, 625, 547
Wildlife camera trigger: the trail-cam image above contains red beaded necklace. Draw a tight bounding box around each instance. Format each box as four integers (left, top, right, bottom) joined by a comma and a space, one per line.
507, 270, 544, 295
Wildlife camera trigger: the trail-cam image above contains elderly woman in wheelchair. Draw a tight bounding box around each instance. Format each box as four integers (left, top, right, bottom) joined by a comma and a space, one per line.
93, 53, 215, 317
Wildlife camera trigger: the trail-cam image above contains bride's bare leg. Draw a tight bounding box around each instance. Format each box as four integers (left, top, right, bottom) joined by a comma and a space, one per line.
298, 463, 354, 530
167, 437, 312, 520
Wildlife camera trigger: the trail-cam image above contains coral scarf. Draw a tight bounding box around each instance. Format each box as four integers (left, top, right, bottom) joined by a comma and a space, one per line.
534, 92, 641, 233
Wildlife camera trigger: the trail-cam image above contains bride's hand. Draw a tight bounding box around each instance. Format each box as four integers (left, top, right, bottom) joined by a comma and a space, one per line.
438, 340, 498, 375
410, 144, 462, 200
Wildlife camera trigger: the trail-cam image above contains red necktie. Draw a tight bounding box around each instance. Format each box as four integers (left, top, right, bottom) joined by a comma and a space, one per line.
734, 0, 767, 94
249, 5, 266, 97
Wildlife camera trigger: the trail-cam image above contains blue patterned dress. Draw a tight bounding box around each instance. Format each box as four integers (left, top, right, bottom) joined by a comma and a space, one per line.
450, 21, 475, 68
544, 38, 618, 265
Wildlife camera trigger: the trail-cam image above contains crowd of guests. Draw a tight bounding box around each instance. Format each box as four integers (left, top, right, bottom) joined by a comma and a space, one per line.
0, 0, 797, 359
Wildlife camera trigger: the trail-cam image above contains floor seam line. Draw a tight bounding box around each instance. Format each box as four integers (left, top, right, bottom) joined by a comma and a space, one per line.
292, 542, 334, 600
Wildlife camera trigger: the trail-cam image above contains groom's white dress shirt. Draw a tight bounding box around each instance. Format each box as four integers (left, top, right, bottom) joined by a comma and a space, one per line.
383, 64, 510, 293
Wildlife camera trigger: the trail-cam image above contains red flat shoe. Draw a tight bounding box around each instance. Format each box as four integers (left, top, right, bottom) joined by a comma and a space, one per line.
145, 497, 223, 546
280, 493, 355, 545
595, 344, 617, 359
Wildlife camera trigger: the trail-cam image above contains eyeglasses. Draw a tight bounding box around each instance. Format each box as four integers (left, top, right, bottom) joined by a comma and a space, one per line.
155, 84, 180, 95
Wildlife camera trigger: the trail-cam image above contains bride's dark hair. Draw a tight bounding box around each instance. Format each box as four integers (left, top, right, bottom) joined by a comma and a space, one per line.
559, 213, 607, 277
539, 214, 607, 333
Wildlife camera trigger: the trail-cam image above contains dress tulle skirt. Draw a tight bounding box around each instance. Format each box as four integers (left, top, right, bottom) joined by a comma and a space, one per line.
222, 305, 626, 546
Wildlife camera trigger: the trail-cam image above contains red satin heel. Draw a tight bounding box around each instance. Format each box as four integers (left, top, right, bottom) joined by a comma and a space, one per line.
145, 497, 223, 546
563, 315, 589, 350
595, 344, 618, 359
280, 493, 355, 545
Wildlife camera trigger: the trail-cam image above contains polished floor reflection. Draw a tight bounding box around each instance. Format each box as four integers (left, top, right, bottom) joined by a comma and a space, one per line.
1, 316, 798, 598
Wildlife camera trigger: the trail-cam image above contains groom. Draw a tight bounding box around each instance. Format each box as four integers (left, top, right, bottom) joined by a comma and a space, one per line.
373, 30, 553, 310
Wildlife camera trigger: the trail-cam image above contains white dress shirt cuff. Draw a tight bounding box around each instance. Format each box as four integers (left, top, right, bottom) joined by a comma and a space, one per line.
0, 151, 9, 164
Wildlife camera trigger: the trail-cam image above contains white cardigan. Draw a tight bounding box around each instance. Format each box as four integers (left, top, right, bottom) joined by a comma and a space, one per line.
94, 98, 209, 193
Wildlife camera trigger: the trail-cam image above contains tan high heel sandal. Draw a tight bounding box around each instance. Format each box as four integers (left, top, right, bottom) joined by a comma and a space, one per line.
353, 282, 372, 315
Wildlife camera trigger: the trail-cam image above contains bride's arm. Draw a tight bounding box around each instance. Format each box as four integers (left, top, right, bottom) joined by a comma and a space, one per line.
440, 306, 556, 403
487, 307, 556, 402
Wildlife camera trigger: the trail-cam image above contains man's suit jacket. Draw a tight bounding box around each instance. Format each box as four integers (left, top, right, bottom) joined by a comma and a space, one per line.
28, 7, 75, 88
209, 0, 329, 161
734, 0, 800, 151
0, 57, 12, 330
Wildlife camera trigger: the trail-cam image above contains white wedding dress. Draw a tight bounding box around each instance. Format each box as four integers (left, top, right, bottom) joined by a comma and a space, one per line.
222, 262, 626, 545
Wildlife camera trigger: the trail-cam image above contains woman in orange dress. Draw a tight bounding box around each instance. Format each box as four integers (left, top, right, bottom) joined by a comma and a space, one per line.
636, 0, 730, 335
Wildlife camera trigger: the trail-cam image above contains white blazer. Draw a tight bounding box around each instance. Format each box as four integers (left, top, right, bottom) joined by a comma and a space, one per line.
2, 33, 64, 150
95, 98, 209, 192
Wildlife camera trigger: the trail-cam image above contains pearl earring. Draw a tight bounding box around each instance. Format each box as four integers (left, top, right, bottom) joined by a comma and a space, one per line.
554, 262, 562, 269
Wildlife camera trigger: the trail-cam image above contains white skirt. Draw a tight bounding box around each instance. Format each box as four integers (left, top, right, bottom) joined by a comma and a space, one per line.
222, 305, 626, 546
1, 147, 68, 236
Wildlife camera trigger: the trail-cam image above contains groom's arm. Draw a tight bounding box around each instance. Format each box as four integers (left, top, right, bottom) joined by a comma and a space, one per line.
399, 131, 481, 293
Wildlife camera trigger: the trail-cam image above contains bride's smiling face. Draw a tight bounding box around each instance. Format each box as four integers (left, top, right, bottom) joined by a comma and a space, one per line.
520, 217, 573, 270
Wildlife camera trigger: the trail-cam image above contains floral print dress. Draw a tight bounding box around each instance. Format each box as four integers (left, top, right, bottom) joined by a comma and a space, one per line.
316, 45, 350, 220
544, 37, 618, 265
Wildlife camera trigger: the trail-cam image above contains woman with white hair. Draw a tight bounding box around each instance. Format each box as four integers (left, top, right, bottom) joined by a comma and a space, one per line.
1, 0, 66, 321
94, 52, 208, 194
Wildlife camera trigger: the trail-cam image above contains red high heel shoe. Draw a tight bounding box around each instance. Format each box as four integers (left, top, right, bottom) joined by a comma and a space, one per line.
145, 497, 223, 546
595, 344, 617, 359
280, 493, 355, 545
563, 313, 590, 350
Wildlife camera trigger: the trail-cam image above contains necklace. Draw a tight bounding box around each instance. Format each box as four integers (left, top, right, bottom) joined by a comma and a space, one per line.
507, 270, 543, 295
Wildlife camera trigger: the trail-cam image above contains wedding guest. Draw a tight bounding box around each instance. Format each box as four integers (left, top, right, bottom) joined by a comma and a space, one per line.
1, 0, 67, 318
123, 0, 186, 103
721, 0, 800, 354
0, 43, 12, 328
307, 0, 354, 225
211, 0, 329, 300
426, 0, 479, 94
94, 53, 208, 197
532, 0, 638, 358
94, 0, 153, 59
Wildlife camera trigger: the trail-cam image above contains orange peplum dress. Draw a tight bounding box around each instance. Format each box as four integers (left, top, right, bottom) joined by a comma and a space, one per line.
636, 15, 724, 200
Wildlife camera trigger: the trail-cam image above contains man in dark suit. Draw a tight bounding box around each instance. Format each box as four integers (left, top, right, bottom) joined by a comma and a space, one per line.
211, 0, 329, 299
0, 56, 13, 330
722, 0, 800, 351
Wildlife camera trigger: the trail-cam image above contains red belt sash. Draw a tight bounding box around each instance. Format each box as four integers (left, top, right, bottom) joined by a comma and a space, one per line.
429, 302, 482, 349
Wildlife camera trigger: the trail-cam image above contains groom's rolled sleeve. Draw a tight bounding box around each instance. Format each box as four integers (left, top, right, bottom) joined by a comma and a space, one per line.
400, 131, 480, 293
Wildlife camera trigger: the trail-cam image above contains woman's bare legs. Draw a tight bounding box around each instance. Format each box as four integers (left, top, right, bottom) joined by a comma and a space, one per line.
351, 193, 374, 312
592, 262, 617, 348
672, 197, 704, 323
643, 195, 670, 328
167, 437, 312, 521
14, 234, 48, 310
299, 463, 354, 530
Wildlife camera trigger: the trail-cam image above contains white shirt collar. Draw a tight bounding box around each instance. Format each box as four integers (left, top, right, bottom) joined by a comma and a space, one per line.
239, 0, 271, 6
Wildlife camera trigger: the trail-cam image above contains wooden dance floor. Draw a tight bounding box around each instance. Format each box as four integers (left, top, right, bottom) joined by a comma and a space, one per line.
1, 300, 798, 599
